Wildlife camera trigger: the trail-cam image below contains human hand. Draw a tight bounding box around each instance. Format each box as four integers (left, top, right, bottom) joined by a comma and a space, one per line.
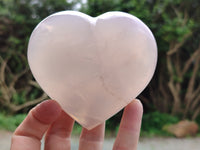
11, 99, 143, 150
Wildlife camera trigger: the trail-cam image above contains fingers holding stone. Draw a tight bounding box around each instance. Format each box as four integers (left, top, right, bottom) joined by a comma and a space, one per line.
11, 100, 62, 150
79, 123, 105, 150
113, 99, 143, 150
45, 110, 75, 150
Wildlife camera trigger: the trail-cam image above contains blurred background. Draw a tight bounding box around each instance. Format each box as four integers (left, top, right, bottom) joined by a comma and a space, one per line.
0, 0, 200, 149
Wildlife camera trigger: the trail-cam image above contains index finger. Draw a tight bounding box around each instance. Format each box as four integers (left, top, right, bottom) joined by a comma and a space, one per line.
11, 100, 62, 150
113, 99, 143, 150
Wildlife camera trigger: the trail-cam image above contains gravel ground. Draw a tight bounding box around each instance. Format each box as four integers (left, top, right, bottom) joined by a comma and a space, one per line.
1, 130, 200, 150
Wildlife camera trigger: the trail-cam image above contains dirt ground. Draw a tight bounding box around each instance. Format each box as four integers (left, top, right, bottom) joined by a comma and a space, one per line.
1, 130, 200, 150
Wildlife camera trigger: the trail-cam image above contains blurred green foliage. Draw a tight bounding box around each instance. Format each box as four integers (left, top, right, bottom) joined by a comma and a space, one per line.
110, 111, 181, 137
0, 113, 26, 131
72, 122, 83, 136
0, 111, 181, 137
141, 112, 179, 136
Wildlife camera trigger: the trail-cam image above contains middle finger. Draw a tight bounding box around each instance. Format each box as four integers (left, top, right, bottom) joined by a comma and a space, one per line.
45, 110, 74, 150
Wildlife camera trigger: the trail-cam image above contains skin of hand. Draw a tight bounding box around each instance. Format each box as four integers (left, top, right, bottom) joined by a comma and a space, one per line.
11, 99, 143, 150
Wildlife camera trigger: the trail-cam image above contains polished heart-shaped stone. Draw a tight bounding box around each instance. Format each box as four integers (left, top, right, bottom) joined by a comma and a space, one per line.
28, 11, 157, 130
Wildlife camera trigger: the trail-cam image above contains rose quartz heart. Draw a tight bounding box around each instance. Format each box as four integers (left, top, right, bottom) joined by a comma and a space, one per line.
28, 11, 157, 130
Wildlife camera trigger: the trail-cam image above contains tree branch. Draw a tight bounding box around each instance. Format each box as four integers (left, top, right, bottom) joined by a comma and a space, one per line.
28, 80, 41, 89
0, 56, 11, 102
184, 51, 200, 101
183, 48, 200, 118
191, 85, 200, 101
181, 49, 200, 76
190, 94, 200, 112
168, 81, 181, 114
10, 93, 48, 113
192, 107, 200, 120
0, 56, 7, 83
167, 32, 192, 56
9, 67, 29, 91
166, 53, 181, 114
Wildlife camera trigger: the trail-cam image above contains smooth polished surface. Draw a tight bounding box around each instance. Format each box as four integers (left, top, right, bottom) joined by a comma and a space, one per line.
28, 11, 157, 129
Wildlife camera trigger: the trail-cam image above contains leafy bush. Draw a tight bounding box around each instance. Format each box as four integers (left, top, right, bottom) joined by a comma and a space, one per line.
141, 111, 180, 136
1, 111, 199, 138
0, 113, 26, 131
72, 122, 82, 136
112, 111, 180, 137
